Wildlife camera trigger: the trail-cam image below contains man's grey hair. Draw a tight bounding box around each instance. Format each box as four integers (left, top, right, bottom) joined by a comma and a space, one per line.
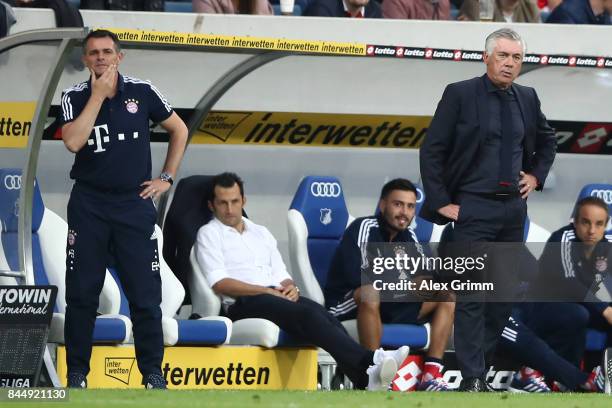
485, 28, 526, 55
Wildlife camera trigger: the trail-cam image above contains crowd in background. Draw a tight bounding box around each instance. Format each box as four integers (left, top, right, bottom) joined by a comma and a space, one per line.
1, 0, 611, 30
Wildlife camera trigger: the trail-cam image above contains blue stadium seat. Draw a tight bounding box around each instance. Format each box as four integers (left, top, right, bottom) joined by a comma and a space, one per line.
0, 168, 131, 344
287, 175, 430, 349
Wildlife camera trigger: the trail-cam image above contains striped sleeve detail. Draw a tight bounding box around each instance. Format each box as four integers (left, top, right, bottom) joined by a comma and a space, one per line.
357, 218, 378, 269
560, 229, 576, 278
408, 228, 424, 256
61, 82, 88, 122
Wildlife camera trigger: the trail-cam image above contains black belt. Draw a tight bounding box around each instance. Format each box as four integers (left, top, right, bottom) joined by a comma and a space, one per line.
75, 181, 141, 195
470, 191, 521, 201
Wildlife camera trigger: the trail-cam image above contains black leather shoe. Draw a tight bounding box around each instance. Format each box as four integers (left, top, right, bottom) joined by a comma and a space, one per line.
458, 377, 490, 392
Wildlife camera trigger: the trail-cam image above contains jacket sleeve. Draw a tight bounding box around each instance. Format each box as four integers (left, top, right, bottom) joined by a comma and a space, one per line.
419, 83, 460, 212
328, 220, 365, 290
529, 89, 556, 190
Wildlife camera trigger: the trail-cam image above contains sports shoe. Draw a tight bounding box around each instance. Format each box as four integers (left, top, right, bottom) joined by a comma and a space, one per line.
375, 346, 410, 369
366, 356, 398, 391
603, 347, 612, 395
508, 371, 550, 393
417, 377, 450, 391
67, 372, 87, 388
551, 381, 568, 392
458, 377, 489, 392
144, 373, 167, 390
582, 365, 604, 392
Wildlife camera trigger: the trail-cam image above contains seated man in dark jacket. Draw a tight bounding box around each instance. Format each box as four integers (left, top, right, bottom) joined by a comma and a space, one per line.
546, 0, 611, 24
526, 196, 612, 393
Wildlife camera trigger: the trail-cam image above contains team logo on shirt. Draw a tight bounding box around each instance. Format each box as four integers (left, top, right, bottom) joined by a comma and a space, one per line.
393, 245, 409, 280
595, 256, 608, 272
125, 98, 139, 114
68, 229, 77, 246
320, 208, 332, 225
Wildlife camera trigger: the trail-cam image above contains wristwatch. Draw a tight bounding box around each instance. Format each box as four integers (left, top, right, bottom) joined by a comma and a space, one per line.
160, 172, 174, 186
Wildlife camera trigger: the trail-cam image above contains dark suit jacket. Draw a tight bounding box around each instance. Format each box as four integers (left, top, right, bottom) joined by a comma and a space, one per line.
419, 75, 556, 225
304, 0, 382, 18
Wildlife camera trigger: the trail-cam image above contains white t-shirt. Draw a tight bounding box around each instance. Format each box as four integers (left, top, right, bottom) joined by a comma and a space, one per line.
196, 216, 292, 305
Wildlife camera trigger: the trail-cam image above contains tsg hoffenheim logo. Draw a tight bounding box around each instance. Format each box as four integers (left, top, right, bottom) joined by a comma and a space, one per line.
320, 208, 332, 226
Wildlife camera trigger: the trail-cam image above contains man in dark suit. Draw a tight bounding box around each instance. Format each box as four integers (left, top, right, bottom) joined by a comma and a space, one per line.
304, 0, 382, 17
419, 28, 556, 391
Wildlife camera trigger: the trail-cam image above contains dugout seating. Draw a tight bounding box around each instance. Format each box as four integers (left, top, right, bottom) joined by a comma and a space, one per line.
287, 175, 431, 350
107, 224, 232, 346
164, 174, 300, 347
162, 175, 215, 307
0, 168, 130, 344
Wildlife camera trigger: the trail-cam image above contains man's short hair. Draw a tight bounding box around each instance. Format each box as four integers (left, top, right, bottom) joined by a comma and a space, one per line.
574, 196, 610, 219
83, 29, 121, 54
485, 28, 526, 55
209, 172, 245, 201
379, 178, 418, 201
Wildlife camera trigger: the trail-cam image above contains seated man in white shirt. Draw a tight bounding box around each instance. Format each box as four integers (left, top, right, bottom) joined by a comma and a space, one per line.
196, 172, 410, 390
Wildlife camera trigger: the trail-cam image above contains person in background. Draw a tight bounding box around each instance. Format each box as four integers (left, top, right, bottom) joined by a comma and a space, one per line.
458, 0, 540, 21
382, 0, 451, 20
193, 0, 274, 14
546, 0, 611, 24
304, 0, 382, 17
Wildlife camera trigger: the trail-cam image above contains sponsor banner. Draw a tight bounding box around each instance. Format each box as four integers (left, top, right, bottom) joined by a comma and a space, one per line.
366, 46, 610, 69
56, 345, 317, 389
390, 350, 602, 392
193, 111, 429, 148
390, 354, 515, 392
552, 121, 612, 154
0, 102, 36, 149
0, 286, 56, 324
42, 106, 612, 154
106, 28, 365, 56
391, 355, 424, 391
103, 28, 611, 69
0, 286, 56, 388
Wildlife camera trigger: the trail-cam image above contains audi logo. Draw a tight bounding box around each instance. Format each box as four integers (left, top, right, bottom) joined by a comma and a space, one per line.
416, 187, 424, 203
590, 189, 612, 205
310, 182, 341, 198
3, 175, 22, 190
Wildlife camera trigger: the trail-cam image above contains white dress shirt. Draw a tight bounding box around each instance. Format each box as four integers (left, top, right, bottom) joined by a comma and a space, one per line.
196, 216, 292, 305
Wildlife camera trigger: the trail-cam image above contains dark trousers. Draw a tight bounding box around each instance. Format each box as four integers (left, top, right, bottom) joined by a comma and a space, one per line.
500, 304, 590, 389
64, 183, 163, 378
227, 295, 374, 389
588, 306, 612, 348
452, 193, 526, 378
